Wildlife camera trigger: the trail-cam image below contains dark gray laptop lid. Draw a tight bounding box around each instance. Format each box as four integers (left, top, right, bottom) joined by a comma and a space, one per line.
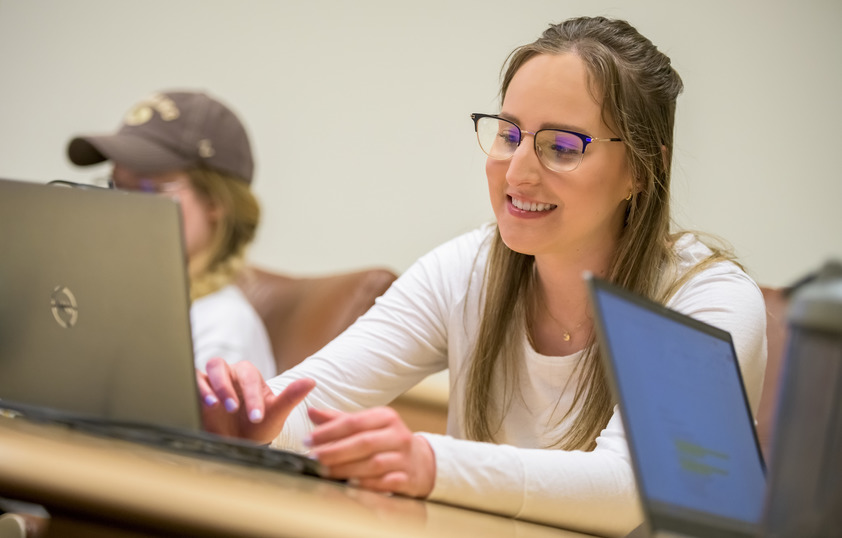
587, 276, 765, 538
0, 178, 200, 431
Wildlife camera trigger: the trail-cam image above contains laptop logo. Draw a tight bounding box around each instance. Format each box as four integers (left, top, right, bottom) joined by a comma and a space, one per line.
51, 286, 78, 328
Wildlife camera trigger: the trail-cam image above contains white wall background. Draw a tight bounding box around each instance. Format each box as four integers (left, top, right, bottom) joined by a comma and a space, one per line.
0, 0, 839, 287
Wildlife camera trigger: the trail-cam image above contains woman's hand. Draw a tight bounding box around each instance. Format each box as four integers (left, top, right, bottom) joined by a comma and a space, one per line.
306, 406, 436, 498
197, 357, 315, 444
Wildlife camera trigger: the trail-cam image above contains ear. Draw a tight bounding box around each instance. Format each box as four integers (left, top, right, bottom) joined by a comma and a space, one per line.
626, 177, 642, 199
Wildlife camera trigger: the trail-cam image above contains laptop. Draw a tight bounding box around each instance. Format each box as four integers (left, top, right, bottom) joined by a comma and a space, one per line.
0, 177, 321, 476
587, 276, 766, 538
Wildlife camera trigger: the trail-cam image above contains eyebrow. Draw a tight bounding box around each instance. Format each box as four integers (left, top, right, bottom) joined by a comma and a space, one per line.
497, 112, 590, 135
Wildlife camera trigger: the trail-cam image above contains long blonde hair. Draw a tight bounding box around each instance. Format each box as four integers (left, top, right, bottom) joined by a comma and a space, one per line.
464, 17, 730, 450
186, 167, 260, 301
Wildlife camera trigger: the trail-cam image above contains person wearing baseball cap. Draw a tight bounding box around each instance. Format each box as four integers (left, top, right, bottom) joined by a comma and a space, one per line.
67, 89, 276, 380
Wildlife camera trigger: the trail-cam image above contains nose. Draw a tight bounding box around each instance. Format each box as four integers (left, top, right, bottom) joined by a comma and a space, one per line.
505, 131, 542, 186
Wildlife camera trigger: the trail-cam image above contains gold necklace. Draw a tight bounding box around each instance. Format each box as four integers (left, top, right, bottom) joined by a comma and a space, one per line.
560, 318, 588, 342
535, 289, 590, 342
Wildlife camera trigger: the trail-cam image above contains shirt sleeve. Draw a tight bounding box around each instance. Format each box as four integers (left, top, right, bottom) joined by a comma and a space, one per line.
665, 263, 768, 414
423, 408, 640, 537
268, 229, 487, 450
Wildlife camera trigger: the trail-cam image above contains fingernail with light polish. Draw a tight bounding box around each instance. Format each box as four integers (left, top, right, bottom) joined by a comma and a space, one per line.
204, 394, 218, 406
249, 408, 263, 422
224, 398, 238, 412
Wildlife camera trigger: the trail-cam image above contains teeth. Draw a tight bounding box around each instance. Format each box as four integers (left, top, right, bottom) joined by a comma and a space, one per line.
511, 196, 556, 212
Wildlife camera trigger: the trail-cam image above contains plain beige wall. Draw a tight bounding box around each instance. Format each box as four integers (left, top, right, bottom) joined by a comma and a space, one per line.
0, 0, 840, 287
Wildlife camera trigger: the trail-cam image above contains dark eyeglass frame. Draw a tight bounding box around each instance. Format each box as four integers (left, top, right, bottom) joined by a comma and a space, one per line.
100, 176, 189, 194
470, 113, 623, 172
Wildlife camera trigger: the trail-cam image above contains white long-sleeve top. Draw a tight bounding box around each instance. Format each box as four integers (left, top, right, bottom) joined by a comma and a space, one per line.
191, 284, 276, 380
268, 225, 767, 537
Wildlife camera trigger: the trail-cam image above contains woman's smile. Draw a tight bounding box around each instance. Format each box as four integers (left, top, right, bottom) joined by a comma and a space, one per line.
508, 195, 557, 217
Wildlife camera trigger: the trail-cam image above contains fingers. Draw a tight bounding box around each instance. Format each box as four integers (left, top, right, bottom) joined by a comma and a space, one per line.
306, 408, 410, 480
307, 407, 341, 425
304, 407, 436, 498
195, 369, 219, 407
199, 357, 316, 444
198, 366, 238, 436
318, 440, 410, 488
275, 378, 317, 409
233, 361, 267, 423
307, 406, 398, 447
356, 471, 412, 493
204, 357, 241, 412
312, 424, 410, 468
265, 378, 316, 425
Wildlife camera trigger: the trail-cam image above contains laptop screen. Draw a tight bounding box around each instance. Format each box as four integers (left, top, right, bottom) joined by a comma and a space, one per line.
589, 277, 766, 534
0, 178, 200, 431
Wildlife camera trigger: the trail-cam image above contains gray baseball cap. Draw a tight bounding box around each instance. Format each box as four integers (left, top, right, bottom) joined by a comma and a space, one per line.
67, 90, 255, 183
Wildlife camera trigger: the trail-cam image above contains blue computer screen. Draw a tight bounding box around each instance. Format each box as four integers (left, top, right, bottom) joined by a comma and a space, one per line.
593, 284, 766, 525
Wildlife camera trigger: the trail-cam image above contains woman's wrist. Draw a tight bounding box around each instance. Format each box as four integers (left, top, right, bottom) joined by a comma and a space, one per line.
412, 433, 436, 498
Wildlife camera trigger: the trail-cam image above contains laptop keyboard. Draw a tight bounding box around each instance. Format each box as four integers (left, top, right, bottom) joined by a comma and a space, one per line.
0, 402, 324, 478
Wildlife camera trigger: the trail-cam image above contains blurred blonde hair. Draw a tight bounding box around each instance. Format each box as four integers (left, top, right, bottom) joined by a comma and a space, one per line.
185, 167, 260, 301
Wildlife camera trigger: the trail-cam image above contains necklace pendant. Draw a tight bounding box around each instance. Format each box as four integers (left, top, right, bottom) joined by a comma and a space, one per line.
562, 331, 571, 342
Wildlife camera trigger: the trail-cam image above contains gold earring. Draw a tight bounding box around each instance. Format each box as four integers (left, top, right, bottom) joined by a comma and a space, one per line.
625, 191, 633, 201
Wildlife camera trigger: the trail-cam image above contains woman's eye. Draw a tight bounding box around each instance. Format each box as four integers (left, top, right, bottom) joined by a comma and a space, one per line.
498, 131, 519, 145
550, 143, 578, 156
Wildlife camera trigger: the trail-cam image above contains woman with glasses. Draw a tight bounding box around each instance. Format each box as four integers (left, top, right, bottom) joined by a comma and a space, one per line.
67, 90, 276, 380
198, 17, 765, 535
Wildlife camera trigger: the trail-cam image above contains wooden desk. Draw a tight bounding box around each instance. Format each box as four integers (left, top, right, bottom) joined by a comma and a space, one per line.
0, 415, 596, 538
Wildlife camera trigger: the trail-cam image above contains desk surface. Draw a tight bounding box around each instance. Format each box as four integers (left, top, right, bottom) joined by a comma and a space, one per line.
0, 415, 595, 538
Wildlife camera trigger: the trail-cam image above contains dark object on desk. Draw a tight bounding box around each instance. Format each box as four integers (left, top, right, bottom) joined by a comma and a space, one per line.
588, 276, 765, 538
761, 260, 842, 537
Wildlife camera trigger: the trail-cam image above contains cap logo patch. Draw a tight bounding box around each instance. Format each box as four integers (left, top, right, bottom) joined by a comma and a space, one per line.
123, 93, 181, 126
198, 139, 215, 158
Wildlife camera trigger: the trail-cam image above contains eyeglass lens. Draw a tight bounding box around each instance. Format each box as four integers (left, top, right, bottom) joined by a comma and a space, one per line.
475, 116, 585, 172
109, 177, 187, 194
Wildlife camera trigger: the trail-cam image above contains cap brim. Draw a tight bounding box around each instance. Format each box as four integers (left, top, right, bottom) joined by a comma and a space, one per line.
67, 134, 192, 174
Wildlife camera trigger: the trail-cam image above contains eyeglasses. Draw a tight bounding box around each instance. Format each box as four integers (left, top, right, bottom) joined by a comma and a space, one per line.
101, 176, 189, 195
470, 113, 623, 173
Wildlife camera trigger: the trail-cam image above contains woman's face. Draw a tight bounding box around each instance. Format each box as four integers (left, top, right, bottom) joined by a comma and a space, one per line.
486, 53, 633, 263
110, 165, 218, 261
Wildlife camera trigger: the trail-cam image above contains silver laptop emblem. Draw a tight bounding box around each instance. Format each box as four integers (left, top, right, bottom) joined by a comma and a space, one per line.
50, 285, 78, 328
